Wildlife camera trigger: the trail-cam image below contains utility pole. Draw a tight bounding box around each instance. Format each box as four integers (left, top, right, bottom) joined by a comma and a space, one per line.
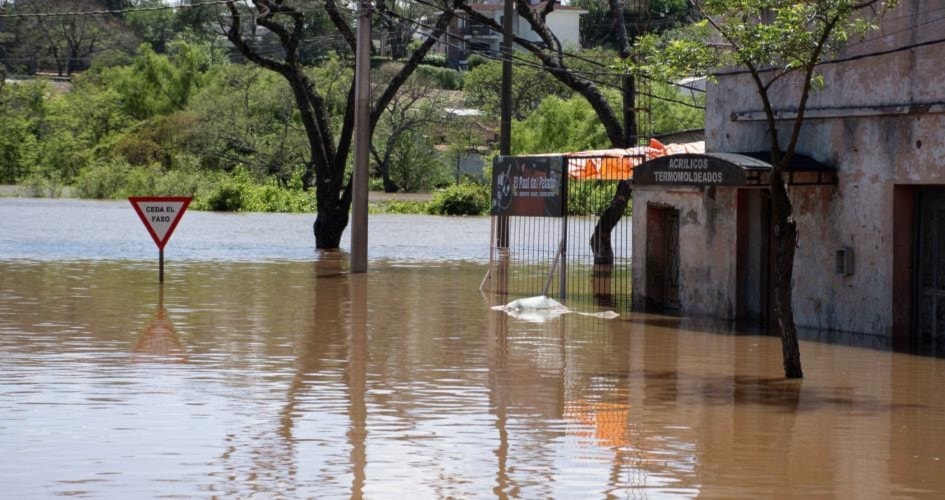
496, 0, 514, 248
351, 0, 371, 273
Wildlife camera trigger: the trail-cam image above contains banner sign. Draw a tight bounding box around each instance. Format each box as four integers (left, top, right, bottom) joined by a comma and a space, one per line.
491, 156, 565, 217
633, 154, 747, 187
129, 196, 191, 250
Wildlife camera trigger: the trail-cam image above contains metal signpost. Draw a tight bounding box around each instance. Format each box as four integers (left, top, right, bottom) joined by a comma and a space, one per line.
129, 196, 192, 283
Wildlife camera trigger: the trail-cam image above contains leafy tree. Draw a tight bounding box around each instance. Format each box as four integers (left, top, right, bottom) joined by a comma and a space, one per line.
637, 0, 897, 378
370, 63, 451, 192
575, 0, 694, 49
511, 94, 613, 155
511, 83, 702, 155
181, 63, 309, 181
0, 81, 45, 182
100, 42, 208, 120
462, 54, 571, 120
9, 0, 138, 75
125, 0, 177, 53
222, 0, 458, 248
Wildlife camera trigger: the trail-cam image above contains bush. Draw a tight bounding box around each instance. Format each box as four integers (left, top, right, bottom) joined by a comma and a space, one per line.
75, 161, 131, 198
421, 54, 448, 68
427, 183, 489, 216
369, 199, 430, 214
200, 179, 244, 211
415, 64, 463, 90
465, 54, 488, 70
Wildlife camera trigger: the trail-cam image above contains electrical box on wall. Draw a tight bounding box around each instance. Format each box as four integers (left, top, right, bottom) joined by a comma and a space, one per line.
835, 247, 854, 275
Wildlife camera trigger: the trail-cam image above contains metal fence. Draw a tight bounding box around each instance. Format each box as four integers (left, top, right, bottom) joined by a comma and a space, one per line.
486, 155, 640, 313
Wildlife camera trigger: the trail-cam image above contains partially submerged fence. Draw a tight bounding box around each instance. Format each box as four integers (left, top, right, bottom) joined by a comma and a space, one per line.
484, 154, 642, 311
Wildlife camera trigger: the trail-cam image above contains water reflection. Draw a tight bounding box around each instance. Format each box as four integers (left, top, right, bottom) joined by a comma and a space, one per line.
2, 260, 945, 497
132, 286, 186, 363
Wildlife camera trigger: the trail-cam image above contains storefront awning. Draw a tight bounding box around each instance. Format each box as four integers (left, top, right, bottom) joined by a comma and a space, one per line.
633, 152, 837, 187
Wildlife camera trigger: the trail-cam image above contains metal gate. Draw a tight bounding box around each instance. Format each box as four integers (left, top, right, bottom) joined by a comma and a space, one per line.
486, 155, 637, 312
917, 188, 945, 340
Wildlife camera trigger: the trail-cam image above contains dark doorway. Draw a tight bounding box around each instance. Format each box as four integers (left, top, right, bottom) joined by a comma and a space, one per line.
736, 189, 774, 321
915, 188, 945, 341
645, 204, 680, 311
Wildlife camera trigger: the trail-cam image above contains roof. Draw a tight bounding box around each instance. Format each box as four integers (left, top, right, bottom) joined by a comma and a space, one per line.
634, 151, 837, 187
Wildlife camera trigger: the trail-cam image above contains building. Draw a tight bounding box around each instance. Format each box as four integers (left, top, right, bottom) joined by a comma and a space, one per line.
445, 1, 587, 67
630, 0, 945, 339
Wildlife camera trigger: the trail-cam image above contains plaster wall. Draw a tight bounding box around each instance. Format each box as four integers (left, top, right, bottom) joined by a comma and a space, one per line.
697, 0, 945, 334
631, 186, 740, 318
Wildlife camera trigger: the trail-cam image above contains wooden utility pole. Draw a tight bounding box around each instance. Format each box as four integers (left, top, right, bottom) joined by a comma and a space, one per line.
351, 0, 372, 273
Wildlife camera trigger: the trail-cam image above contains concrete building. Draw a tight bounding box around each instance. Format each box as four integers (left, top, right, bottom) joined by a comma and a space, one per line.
630, 0, 945, 339
445, 1, 587, 67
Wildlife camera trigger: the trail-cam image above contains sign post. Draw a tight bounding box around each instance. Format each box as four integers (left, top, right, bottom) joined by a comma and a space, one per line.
129, 197, 191, 283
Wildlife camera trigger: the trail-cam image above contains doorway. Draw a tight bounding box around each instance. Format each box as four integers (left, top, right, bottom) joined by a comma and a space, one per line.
645, 204, 680, 311
915, 188, 945, 340
736, 189, 774, 321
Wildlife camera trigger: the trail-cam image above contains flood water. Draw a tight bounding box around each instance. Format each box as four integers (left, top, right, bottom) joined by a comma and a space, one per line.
2, 199, 945, 498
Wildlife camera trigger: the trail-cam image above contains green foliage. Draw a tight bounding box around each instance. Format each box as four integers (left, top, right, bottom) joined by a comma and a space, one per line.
420, 53, 448, 68
182, 64, 308, 180
427, 183, 490, 216
511, 93, 616, 154
369, 199, 430, 215
465, 54, 489, 70
463, 55, 571, 119
125, 0, 177, 53
568, 181, 631, 216
645, 82, 705, 136
415, 65, 463, 90
0, 81, 45, 183
388, 130, 451, 192
99, 43, 209, 120
75, 161, 314, 213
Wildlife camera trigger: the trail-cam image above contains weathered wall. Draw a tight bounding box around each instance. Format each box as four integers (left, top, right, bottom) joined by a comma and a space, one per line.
700, 0, 945, 334
632, 186, 739, 317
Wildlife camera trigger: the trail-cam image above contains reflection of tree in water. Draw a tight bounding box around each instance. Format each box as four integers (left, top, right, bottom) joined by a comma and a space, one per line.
210, 253, 355, 497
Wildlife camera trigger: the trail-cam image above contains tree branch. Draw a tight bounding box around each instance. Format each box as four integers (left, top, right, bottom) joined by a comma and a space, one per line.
369, 7, 454, 131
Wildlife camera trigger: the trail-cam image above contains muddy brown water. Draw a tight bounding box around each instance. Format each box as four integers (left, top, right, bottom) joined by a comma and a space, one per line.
2, 199, 945, 497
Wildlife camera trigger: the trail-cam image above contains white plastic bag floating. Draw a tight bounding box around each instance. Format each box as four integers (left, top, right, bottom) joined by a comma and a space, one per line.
491, 296, 619, 322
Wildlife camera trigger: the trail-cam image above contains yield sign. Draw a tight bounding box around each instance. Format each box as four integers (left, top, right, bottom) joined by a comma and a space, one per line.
129, 197, 192, 250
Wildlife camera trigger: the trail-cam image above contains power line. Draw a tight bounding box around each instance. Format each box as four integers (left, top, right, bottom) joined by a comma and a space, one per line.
375, 6, 705, 110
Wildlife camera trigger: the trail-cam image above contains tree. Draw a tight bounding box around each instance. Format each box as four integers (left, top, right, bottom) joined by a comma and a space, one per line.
462, 54, 571, 120
10, 0, 138, 75
370, 63, 451, 192
222, 0, 456, 248
125, 0, 177, 53
638, 0, 896, 378
575, 0, 694, 49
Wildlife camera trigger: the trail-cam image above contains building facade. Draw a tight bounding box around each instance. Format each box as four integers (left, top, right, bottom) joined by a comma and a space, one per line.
631, 0, 945, 338
445, 2, 586, 67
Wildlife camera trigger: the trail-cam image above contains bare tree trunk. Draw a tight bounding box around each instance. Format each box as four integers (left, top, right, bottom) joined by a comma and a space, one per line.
590, 180, 631, 265
769, 172, 803, 378
314, 179, 353, 249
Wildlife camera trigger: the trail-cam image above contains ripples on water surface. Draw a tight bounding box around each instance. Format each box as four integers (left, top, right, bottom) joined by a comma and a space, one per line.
2, 199, 945, 498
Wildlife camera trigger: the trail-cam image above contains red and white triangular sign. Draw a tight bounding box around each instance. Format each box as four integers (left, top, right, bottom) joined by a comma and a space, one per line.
129, 197, 192, 250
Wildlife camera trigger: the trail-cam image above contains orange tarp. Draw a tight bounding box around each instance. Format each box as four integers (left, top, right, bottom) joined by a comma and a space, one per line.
564, 139, 705, 180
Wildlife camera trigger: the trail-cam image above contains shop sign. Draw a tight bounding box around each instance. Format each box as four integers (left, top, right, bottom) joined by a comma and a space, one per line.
491, 156, 565, 217
634, 154, 747, 186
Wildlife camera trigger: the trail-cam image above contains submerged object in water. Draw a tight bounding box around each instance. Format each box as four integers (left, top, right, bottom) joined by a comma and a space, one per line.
491, 296, 619, 322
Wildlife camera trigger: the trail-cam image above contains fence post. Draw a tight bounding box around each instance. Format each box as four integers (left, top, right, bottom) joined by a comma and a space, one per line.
559, 156, 568, 300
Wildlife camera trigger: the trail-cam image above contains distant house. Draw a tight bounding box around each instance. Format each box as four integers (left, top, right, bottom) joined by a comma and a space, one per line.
442, 1, 587, 68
